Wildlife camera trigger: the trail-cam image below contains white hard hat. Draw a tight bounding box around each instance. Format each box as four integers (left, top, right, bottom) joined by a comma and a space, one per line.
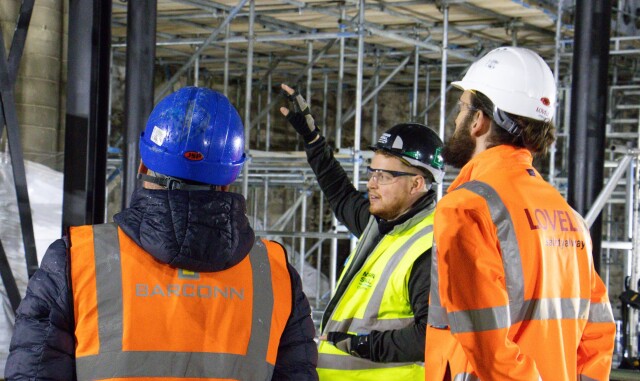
452, 47, 556, 122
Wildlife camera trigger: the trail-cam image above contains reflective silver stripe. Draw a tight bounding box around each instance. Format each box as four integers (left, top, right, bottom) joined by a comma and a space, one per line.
77, 351, 273, 378
427, 243, 449, 327
588, 301, 614, 323
93, 223, 124, 352
453, 373, 480, 381
318, 353, 416, 370
359, 224, 433, 329
458, 181, 525, 310
579, 375, 599, 381
430, 181, 607, 335
77, 225, 274, 381
449, 305, 510, 333
327, 317, 416, 333
448, 297, 590, 334
429, 181, 524, 328
325, 224, 433, 334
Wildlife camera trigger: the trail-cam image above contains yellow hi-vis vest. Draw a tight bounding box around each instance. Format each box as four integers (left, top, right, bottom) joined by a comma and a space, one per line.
70, 223, 292, 381
317, 211, 434, 381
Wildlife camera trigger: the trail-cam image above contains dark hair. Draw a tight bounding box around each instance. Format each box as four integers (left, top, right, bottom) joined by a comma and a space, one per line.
469, 92, 556, 156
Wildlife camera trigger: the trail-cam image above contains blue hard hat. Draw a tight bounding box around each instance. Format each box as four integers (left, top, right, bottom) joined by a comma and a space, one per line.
140, 87, 246, 186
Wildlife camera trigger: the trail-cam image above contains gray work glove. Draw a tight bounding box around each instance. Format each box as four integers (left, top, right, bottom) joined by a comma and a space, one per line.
280, 83, 320, 144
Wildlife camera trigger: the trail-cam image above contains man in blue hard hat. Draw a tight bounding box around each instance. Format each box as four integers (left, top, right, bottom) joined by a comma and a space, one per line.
6, 87, 318, 381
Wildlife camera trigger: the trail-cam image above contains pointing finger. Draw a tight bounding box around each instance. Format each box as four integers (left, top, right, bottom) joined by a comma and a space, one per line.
280, 83, 295, 95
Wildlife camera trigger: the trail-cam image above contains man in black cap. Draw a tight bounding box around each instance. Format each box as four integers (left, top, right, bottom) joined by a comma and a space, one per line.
280, 83, 444, 381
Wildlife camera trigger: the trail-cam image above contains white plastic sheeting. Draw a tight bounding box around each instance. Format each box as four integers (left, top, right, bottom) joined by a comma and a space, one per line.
0, 153, 63, 374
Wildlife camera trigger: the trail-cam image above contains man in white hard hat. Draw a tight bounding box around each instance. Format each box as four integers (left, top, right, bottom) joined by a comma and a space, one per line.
424, 47, 615, 381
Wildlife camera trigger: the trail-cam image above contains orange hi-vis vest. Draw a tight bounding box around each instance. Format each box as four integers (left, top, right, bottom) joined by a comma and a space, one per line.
70, 223, 292, 381
425, 146, 615, 381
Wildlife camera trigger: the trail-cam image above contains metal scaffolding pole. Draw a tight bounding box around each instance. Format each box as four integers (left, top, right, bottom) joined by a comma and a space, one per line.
322, 72, 329, 137
262, 177, 268, 230
549, 0, 563, 186
317, 74, 329, 307
266, 54, 272, 151
335, 7, 346, 150
307, 41, 313, 105
412, 45, 419, 121
242, 0, 255, 198
372, 51, 380, 143
366, 24, 474, 62
424, 68, 430, 125
223, 18, 230, 96
351, 0, 365, 253
256, 91, 262, 148
194, 54, 199, 86
438, 4, 449, 199
299, 188, 308, 282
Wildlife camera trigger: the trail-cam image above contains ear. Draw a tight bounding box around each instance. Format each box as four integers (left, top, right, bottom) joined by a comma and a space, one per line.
410, 174, 427, 195
470, 110, 491, 138
138, 161, 148, 175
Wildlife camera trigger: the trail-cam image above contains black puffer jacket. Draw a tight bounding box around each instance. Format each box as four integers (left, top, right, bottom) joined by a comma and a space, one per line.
5, 188, 318, 381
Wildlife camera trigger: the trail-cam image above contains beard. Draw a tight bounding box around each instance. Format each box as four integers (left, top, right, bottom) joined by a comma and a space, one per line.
442, 114, 476, 169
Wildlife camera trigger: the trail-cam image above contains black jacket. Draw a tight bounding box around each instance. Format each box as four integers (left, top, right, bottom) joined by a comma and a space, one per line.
305, 137, 433, 363
5, 188, 318, 381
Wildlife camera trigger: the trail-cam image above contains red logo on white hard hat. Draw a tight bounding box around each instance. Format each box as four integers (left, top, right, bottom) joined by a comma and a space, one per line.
540, 97, 551, 106
184, 151, 204, 161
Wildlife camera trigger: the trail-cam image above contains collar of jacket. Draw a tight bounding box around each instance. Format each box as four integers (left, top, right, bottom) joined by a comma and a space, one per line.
377, 190, 436, 235
449, 145, 534, 193
113, 187, 255, 273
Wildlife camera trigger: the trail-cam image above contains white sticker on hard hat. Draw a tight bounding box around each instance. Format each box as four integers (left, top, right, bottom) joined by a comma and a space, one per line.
150, 126, 167, 146
378, 133, 391, 144
392, 136, 404, 150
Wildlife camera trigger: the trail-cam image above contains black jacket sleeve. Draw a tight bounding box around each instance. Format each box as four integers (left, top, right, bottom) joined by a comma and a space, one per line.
304, 137, 370, 237
272, 261, 319, 381
5, 239, 76, 381
368, 249, 431, 363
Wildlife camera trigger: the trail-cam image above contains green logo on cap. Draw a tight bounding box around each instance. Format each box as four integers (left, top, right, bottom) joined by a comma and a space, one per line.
431, 147, 444, 169
404, 150, 421, 160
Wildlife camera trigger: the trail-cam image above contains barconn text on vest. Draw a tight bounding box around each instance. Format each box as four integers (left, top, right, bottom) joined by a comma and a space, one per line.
135, 283, 245, 299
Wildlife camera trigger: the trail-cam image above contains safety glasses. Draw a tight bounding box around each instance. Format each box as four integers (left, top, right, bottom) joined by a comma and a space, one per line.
366, 166, 421, 185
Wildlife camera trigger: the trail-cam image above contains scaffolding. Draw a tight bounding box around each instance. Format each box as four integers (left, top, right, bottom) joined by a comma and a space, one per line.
2, 0, 640, 373
108, 0, 640, 333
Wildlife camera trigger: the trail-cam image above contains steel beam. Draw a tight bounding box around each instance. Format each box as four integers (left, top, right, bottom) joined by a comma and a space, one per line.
0, 0, 36, 310
122, 0, 157, 209
63, 0, 111, 228
567, 0, 611, 274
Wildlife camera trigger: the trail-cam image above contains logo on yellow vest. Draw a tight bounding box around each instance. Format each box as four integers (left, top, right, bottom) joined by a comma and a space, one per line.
358, 271, 376, 289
